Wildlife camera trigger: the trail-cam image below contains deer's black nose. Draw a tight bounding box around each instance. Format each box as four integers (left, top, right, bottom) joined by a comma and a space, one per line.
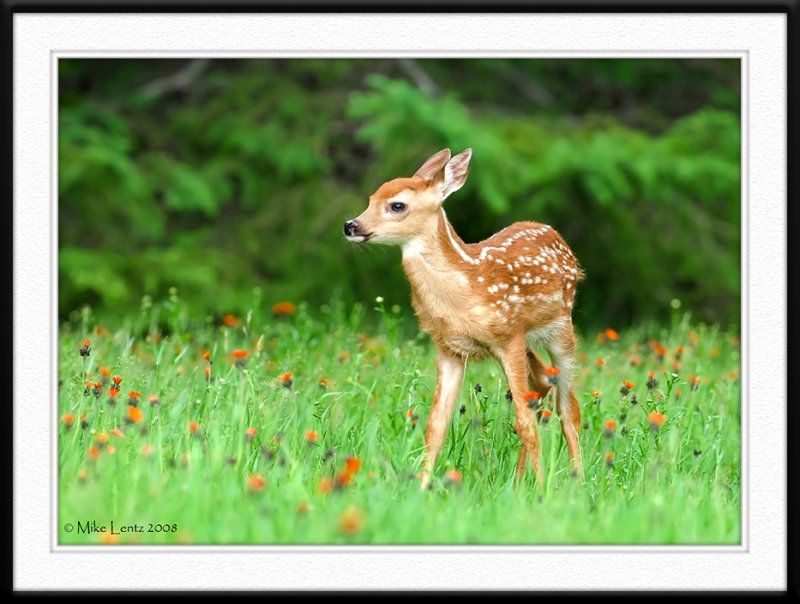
344, 220, 358, 237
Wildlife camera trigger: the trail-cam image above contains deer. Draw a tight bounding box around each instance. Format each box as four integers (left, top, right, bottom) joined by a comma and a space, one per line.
344, 148, 584, 490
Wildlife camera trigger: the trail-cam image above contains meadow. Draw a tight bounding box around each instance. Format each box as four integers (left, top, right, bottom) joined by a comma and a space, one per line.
57, 294, 741, 546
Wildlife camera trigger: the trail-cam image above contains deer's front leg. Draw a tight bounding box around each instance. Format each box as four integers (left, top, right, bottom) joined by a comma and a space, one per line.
420, 350, 465, 490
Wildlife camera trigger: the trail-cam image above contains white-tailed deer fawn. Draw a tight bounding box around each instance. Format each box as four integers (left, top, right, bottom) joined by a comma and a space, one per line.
344, 148, 584, 489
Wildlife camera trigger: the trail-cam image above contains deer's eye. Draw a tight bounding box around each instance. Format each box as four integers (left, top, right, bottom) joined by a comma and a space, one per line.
389, 202, 406, 213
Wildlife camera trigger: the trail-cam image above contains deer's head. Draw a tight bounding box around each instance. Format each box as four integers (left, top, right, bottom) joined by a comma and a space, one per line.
344, 148, 473, 246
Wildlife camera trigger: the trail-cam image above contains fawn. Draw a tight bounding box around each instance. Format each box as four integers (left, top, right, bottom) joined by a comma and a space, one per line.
344, 148, 584, 489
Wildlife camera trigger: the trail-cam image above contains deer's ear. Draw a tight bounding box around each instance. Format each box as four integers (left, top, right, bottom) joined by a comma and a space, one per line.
413, 149, 451, 181
441, 148, 472, 200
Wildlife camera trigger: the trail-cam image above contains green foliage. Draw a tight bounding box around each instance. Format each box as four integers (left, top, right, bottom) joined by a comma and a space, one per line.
59, 58, 740, 330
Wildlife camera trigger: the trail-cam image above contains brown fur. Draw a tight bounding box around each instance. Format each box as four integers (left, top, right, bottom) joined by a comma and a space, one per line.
345, 149, 584, 489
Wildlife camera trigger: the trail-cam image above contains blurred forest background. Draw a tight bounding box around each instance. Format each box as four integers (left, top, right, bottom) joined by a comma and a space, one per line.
58, 58, 741, 331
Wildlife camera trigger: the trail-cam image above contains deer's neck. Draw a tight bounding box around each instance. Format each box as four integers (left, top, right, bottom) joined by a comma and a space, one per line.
401, 209, 475, 269
401, 210, 476, 314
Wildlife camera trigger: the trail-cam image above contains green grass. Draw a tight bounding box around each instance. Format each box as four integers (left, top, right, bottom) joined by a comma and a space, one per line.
58, 297, 741, 545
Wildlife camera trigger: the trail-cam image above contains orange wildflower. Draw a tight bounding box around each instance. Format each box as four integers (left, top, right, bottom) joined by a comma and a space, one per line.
344, 456, 361, 474
335, 470, 354, 489
88, 446, 100, 460
188, 421, 201, 435
245, 427, 257, 442
647, 410, 667, 431
247, 474, 266, 492
127, 406, 144, 424
99, 532, 119, 545
338, 507, 366, 534
202, 350, 211, 361
605, 451, 614, 467
318, 476, 334, 494
596, 357, 606, 367
443, 468, 462, 485
604, 328, 619, 341
222, 314, 240, 327
306, 430, 318, 444
232, 349, 249, 367
110, 428, 125, 439
272, 301, 297, 316
524, 391, 541, 409
541, 409, 553, 424
62, 413, 75, 427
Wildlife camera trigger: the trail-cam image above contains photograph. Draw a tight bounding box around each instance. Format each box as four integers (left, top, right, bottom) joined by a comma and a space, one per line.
10, 9, 788, 593
56, 56, 742, 546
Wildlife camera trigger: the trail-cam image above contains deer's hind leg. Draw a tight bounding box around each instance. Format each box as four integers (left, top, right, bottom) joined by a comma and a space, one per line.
545, 321, 583, 478
496, 335, 543, 486
514, 348, 553, 476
